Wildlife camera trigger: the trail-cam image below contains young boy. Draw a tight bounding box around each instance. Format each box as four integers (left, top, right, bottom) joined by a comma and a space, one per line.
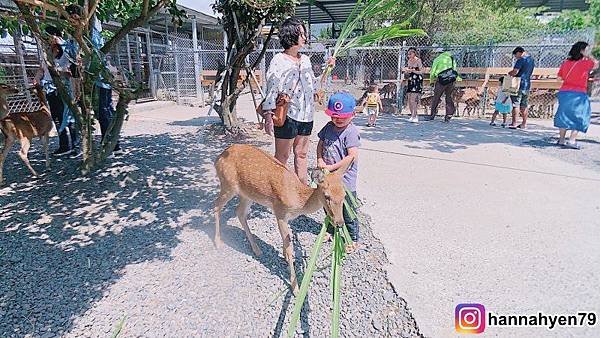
361, 84, 383, 127
490, 77, 512, 127
317, 92, 361, 251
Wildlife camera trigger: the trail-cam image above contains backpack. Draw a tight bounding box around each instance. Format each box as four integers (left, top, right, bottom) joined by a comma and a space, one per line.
437, 55, 458, 85
366, 93, 379, 106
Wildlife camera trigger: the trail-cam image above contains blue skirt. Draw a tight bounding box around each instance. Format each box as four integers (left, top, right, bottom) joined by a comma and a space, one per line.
554, 91, 591, 133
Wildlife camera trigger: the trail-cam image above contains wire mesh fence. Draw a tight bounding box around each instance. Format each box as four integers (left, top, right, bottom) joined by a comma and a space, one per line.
1, 26, 598, 118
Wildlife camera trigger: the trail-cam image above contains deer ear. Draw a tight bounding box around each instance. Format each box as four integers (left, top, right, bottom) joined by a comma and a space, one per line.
309, 167, 326, 184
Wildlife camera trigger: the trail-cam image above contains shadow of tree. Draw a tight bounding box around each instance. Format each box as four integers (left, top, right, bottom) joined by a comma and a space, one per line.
0, 124, 273, 337
353, 112, 564, 153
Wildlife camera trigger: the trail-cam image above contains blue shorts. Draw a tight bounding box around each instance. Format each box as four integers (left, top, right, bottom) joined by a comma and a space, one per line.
495, 102, 512, 114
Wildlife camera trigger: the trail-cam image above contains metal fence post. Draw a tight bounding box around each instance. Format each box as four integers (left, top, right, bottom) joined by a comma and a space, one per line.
125, 34, 133, 74
191, 16, 203, 106
13, 24, 31, 104
146, 28, 156, 99
396, 41, 406, 114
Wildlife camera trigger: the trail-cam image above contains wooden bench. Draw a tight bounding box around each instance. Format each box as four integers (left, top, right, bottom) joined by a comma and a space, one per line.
200, 70, 262, 91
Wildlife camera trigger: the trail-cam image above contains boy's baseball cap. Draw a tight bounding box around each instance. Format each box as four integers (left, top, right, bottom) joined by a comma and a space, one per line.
325, 92, 356, 118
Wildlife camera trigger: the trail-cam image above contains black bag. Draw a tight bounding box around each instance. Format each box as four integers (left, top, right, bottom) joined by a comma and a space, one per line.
437, 55, 458, 85
438, 68, 458, 85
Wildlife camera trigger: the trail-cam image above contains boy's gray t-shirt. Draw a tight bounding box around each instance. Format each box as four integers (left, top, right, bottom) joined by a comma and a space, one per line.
317, 122, 361, 191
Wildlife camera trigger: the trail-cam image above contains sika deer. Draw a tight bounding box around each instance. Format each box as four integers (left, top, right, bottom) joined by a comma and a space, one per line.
0, 84, 53, 185
213, 144, 351, 294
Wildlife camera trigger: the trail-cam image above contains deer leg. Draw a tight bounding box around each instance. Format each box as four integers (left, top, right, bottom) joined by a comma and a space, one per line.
213, 187, 235, 249
236, 197, 262, 256
277, 217, 298, 295
0, 135, 16, 185
41, 134, 50, 170
17, 138, 37, 177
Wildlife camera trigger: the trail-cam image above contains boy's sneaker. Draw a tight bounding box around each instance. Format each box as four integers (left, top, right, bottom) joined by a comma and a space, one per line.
501, 123, 506, 128
52, 148, 72, 157
490, 122, 497, 126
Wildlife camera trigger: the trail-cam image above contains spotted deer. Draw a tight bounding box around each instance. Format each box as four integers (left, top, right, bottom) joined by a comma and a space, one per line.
213, 144, 352, 294
0, 84, 53, 185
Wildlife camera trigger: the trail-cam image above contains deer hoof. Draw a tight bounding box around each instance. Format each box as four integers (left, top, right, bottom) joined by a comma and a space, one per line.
214, 238, 224, 249
291, 284, 299, 296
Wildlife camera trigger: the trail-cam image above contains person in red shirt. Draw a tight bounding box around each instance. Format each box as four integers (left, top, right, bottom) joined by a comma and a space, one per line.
554, 41, 599, 149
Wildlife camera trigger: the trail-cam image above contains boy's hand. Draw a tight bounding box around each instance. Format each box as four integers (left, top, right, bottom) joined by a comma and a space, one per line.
317, 158, 327, 169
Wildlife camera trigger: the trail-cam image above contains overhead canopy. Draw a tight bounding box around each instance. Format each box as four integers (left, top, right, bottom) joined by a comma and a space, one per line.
295, 0, 361, 25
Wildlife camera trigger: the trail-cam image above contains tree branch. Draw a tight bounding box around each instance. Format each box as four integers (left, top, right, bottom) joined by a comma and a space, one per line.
101, 0, 169, 54
251, 24, 275, 69
13, 0, 71, 23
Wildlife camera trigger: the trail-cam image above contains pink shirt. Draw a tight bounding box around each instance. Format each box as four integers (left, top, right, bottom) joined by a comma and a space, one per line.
558, 59, 595, 93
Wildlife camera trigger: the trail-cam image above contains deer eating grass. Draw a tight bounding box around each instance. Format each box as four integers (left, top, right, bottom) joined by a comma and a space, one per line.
0, 84, 53, 185
214, 144, 351, 294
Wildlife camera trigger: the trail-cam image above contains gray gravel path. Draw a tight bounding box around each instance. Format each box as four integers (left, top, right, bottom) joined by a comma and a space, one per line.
0, 107, 421, 337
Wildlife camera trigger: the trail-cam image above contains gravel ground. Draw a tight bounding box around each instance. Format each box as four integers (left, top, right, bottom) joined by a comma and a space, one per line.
0, 109, 421, 337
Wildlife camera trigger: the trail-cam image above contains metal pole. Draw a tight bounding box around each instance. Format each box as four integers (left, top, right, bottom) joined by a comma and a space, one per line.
396, 42, 405, 114
14, 24, 31, 104
192, 16, 203, 106
173, 24, 181, 104
145, 28, 156, 99
125, 34, 133, 74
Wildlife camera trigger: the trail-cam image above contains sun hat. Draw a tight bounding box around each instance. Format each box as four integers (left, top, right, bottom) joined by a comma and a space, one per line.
325, 92, 356, 118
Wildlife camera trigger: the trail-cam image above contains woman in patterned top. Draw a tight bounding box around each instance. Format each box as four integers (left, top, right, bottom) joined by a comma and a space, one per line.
262, 17, 334, 184
403, 47, 423, 123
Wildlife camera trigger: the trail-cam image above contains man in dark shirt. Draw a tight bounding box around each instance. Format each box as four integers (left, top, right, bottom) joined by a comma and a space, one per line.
508, 47, 535, 129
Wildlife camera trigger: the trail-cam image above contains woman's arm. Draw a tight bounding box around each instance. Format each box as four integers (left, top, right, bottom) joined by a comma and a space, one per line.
262, 54, 282, 112
317, 140, 326, 169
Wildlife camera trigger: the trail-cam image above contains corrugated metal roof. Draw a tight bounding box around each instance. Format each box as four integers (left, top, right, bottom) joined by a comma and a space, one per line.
520, 0, 589, 11
296, 0, 361, 24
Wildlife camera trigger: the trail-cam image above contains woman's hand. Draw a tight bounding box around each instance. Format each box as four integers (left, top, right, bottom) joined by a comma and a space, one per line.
263, 111, 274, 136
317, 158, 328, 170
326, 57, 336, 68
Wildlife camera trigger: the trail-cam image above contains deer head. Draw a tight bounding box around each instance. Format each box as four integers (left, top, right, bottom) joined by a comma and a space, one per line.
310, 159, 354, 227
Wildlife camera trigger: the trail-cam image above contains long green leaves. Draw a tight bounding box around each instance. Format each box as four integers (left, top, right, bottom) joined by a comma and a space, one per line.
331, 228, 343, 338
321, 0, 426, 84
287, 220, 329, 337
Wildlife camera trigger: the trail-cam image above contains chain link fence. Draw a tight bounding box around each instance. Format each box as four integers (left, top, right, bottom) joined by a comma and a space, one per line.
1, 26, 597, 119
256, 28, 597, 119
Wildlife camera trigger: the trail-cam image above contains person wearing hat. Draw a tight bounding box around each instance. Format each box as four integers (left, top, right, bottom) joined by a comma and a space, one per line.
317, 92, 361, 251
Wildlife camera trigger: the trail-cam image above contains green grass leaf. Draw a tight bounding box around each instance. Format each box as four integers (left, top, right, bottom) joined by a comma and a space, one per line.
287, 220, 329, 337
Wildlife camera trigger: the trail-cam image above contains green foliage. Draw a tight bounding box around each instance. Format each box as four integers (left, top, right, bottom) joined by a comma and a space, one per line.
548, 10, 593, 31
440, 4, 543, 44
212, 0, 297, 45
97, 0, 185, 27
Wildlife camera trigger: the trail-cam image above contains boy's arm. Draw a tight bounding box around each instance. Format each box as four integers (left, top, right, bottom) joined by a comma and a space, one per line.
327, 147, 358, 172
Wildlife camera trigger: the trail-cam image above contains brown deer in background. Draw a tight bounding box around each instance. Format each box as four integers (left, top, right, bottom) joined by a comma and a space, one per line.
0, 84, 53, 185
213, 144, 352, 294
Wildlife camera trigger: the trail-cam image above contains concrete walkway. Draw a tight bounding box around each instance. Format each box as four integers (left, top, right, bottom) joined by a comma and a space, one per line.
199, 94, 600, 337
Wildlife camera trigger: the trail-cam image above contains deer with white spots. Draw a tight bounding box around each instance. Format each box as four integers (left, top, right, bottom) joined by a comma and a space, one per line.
213, 144, 351, 294
0, 84, 53, 185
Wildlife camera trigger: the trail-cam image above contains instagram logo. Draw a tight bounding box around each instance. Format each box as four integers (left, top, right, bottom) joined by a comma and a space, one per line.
455, 303, 486, 334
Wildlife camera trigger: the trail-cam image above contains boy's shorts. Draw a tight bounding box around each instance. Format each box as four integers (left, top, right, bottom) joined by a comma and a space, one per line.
510, 89, 530, 109
366, 106, 379, 116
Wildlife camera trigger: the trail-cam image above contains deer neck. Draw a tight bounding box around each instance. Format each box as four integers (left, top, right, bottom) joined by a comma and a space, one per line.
294, 183, 323, 215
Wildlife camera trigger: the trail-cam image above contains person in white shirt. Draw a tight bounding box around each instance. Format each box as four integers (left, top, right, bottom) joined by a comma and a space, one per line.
262, 17, 334, 184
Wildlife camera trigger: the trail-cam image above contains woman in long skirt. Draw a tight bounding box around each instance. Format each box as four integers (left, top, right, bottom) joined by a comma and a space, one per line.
554, 41, 599, 149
